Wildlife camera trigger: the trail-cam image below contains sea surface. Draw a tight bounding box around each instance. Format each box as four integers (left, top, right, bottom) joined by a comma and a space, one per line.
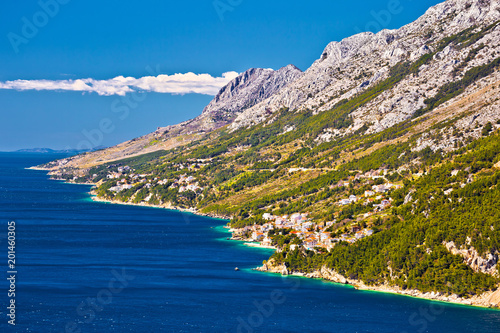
0, 152, 499, 333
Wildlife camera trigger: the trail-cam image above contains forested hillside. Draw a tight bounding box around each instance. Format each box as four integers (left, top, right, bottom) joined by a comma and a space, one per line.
39, 0, 500, 305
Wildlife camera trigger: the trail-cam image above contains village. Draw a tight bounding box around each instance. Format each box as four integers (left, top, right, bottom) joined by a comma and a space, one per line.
98, 164, 399, 249
101, 165, 204, 195
231, 169, 403, 252
231, 210, 375, 252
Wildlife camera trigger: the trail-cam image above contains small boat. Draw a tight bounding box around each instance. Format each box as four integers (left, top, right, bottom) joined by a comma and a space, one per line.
234, 267, 240, 271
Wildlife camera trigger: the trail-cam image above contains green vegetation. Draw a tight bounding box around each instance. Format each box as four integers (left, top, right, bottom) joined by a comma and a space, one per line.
64, 23, 500, 300
271, 134, 500, 297
416, 56, 500, 118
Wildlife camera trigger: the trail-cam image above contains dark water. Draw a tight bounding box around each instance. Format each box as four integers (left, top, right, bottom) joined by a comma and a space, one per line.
0, 153, 499, 333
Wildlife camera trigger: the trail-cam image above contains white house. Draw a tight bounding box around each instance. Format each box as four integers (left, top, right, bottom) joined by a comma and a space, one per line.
263, 213, 273, 220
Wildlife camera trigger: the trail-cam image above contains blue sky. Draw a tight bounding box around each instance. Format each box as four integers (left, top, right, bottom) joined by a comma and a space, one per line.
0, 0, 442, 151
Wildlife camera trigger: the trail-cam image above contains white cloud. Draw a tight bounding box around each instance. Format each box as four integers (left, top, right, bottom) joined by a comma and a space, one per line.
0, 71, 239, 96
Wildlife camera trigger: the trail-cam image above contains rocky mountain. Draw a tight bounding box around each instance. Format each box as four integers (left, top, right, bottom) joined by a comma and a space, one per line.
230, 0, 500, 134
155, 65, 302, 136
201, 65, 303, 120
41, 65, 302, 171
46, 0, 500, 171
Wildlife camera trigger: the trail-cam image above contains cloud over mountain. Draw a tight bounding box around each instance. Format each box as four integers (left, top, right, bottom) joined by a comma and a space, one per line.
0, 71, 239, 96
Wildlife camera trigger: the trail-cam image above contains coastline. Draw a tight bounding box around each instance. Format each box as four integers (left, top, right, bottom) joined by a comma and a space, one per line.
30, 167, 231, 221
256, 260, 500, 310
89, 193, 231, 221
26, 166, 51, 171
243, 242, 277, 250
37, 170, 500, 310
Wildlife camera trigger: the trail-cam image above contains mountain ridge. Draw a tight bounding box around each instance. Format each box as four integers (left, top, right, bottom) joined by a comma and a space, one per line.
41, 0, 500, 171
10, 147, 106, 154
230, 0, 500, 131
42, 64, 302, 171
154, 64, 303, 137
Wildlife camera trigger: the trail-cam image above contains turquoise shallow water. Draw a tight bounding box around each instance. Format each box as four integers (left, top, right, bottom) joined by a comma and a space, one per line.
0, 152, 499, 333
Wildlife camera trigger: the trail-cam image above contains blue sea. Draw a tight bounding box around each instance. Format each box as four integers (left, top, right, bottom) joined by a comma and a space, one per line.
0, 152, 499, 333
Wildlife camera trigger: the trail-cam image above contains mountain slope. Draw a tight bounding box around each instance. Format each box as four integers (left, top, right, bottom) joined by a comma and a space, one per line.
154, 65, 303, 137
230, 0, 500, 132
40, 65, 302, 172
39, 0, 500, 307
202, 65, 303, 120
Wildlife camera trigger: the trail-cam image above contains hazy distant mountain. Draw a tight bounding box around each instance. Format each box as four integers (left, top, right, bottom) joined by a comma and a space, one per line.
14, 146, 106, 154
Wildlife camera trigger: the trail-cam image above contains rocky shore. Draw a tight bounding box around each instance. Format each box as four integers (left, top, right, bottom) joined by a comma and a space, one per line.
34, 170, 231, 221
257, 259, 500, 309
89, 192, 230, 221
39, 172, 500, 310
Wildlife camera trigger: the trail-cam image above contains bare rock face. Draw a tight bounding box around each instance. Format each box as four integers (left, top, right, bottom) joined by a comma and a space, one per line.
257, 259, 289, 275
318, 266, 348, 284
154, 65, 303, 137
444, 241, 499, 276
202, 65, 303, 119
45, 65, 303, 170
230, 0, 500, 132
487, 288, 500, 306
146, 65, 303, 142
